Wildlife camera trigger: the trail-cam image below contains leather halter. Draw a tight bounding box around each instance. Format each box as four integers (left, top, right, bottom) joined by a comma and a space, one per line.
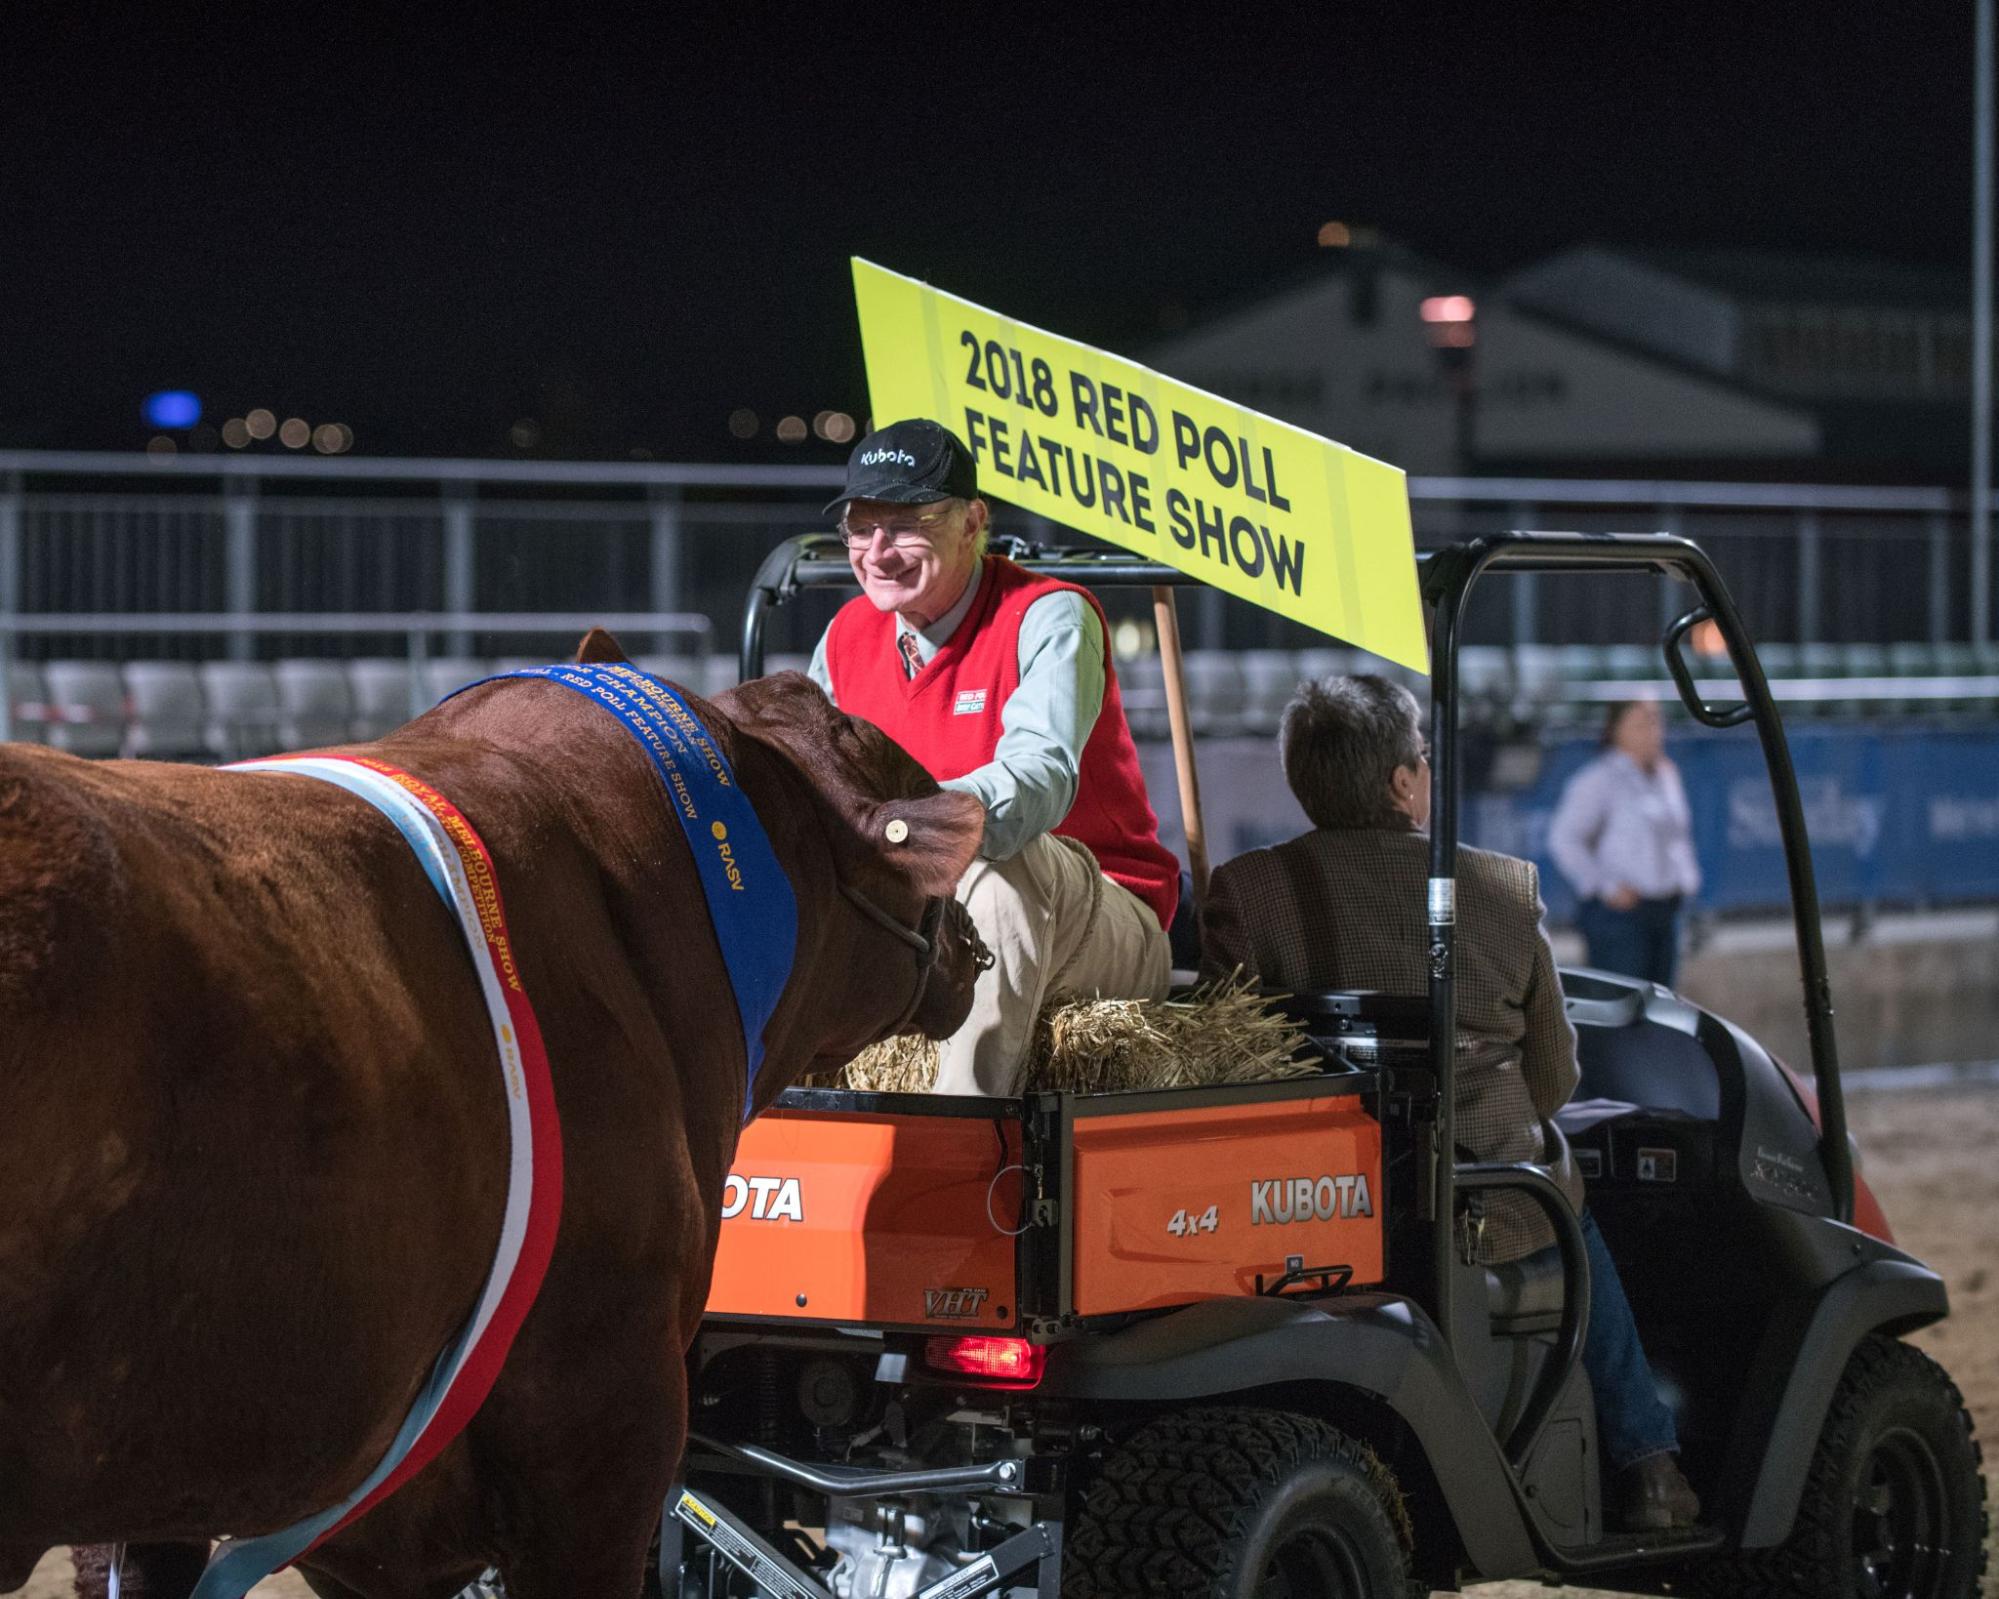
836, 881, 991, 1037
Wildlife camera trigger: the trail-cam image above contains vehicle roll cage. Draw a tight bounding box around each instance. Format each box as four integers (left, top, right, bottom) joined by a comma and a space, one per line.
738, 528, 1852, 1340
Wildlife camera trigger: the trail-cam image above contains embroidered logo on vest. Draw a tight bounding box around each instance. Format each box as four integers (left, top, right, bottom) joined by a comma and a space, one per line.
953, 688, 988, 716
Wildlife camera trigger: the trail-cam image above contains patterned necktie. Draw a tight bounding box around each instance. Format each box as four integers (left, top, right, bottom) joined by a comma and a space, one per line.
898, 630, 923, 680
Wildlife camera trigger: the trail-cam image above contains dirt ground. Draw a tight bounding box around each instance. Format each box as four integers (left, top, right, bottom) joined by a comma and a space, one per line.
12, 1082, 1998, 1599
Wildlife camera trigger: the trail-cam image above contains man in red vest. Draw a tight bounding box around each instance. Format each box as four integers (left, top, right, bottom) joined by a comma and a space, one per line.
809, 418, 1180, 1094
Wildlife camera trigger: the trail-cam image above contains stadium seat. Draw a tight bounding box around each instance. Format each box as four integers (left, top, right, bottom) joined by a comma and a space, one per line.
1117, 651, 1168, 740
122, 662, 207, 759
1182, 651, 1247, 736
1554, 644, 1608, 688
420, 657, 492, 704
636, 653, 703, 690
703, 655, 741, 696
5, 661, 50, 744
1238, 649, 1304, 733
1510, 644, 1566, 723
1296, 647, 1360, 686
347, 658, 421, 740
198, 662, 282, 760
1888, 641, 1940, 678
1601, 643, 1659, 681
43, 661, 127, 758
1458, 645, 1512, 701
274, 659, 356, 751
1752, 642, 1798, 683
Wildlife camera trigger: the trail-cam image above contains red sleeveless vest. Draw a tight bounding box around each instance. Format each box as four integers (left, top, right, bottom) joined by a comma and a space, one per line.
824, 556, 1180, 932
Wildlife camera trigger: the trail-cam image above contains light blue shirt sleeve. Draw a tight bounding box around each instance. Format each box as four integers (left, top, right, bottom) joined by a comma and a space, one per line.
1548, 757, 1612, 900
942, 592, 1105, 861
807, 632, 837, 707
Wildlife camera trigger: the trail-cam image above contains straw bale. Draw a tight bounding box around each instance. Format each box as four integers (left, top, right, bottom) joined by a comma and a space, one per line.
826, 974, 1314, 1095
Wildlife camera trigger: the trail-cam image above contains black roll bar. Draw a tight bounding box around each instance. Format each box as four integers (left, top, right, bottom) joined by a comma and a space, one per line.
1455, 1164, 1592, 1467
1419, 538, 1853, 1326
737, 526, 1856, 1308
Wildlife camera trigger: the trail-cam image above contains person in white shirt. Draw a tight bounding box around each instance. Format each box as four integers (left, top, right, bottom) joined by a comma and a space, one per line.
1548, 699, 1701, 986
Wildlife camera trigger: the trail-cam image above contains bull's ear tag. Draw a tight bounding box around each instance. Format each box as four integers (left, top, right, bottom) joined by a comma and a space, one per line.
884, 818, 910, 844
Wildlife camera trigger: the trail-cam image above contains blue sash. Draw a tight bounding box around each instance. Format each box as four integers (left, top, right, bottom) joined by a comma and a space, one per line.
449, 663, 798, 1116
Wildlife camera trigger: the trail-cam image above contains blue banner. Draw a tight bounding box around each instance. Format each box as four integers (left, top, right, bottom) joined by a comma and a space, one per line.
1141, 722, 1999, 920
451, 664, 799, 1115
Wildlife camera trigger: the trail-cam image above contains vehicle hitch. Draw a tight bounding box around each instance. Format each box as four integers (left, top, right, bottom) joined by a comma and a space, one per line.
1255, 1255, 1354, 1297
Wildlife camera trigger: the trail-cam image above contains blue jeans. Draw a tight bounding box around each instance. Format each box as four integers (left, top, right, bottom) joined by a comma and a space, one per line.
1577, 895, 1683, 987
1581, 1209, 1680, 1469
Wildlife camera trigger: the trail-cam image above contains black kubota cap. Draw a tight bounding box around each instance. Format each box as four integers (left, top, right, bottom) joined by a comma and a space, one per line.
822, 418, 979, 517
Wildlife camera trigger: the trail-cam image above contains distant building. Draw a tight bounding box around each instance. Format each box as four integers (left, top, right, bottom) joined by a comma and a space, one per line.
1507, 246, 1971, 478
1146, 242, 1970, 481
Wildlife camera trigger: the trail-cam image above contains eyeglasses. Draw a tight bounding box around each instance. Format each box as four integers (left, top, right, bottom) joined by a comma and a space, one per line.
838, 505, 957, 549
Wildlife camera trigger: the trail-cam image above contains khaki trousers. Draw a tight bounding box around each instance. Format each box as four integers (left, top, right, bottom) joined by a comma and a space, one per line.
935, 832, 1171, 1097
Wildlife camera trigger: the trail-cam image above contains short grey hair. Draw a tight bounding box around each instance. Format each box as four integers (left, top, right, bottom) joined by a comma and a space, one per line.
1279, 674, 1424, 830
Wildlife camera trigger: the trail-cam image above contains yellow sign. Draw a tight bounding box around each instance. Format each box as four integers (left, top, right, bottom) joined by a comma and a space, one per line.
851, 258, 1427, 672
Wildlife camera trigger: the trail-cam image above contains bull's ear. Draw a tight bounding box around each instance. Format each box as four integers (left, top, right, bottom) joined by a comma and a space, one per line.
573, 627, 629, 664
872, 789, 986, 896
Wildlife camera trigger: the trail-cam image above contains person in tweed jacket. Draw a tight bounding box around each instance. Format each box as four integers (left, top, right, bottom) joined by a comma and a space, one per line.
1201, 673, 1699, 1532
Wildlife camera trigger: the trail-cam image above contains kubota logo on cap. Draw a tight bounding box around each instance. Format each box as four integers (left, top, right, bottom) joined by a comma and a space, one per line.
859, 447, 918, 468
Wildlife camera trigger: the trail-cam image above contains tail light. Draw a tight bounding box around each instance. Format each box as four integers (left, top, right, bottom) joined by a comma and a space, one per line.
923, 1335, 1046, 1387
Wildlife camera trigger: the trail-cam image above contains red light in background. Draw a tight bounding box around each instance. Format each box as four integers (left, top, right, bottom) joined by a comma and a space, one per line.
924, 1335, 1046, 1386
1419, 294, 1477, 323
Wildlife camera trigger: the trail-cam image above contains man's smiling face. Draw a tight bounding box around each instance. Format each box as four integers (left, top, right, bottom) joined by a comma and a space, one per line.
842, 497, 986, 626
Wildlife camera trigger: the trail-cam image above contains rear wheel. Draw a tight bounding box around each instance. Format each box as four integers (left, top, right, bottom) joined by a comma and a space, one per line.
1063, 1407, 1417, 1599
1705, 1335, 1988, 1599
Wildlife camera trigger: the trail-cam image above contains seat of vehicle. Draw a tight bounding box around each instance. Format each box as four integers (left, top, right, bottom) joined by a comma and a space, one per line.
1485, 1245, 1567, 1335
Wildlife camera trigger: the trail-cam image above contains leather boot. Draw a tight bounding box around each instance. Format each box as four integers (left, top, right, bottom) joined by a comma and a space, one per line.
1616, 1453, 1701, 1531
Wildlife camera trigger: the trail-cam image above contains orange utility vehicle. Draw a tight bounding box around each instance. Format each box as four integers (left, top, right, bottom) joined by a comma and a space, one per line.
660, 533, 1987, 1599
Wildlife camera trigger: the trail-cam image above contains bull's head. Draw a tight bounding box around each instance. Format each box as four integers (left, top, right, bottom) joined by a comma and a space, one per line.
567, 633, 989, 1047
715, 670, 990, 1044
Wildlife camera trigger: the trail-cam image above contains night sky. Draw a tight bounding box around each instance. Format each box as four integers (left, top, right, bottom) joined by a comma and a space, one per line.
0, 6, 1979, 461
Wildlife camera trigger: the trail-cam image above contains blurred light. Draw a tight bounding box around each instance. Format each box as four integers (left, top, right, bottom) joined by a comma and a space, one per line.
812, 409, 836, 440
727, 407, 759, 439
1317, 221, 1352, 248
510, 418, 541, 450
279, 417, 310, 448
1427, 322, 1477, 349
1110, 617, 1156, 660
775, 414, 807, 443
311, 422, 351, 454
1691, 618, 1729, 658
1419, 295, 1476, 324
824, 411, 856, 444
143, 390, 201, 429
221, 418, 251, 448
629, 446, 655, 460
245, 408, 277, 440
145, 434, 178, 459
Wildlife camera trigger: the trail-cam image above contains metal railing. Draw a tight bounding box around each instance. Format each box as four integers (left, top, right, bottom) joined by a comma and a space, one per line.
0, 451, 1986, 663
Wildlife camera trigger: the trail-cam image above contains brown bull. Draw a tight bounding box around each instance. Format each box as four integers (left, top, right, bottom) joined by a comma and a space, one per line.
0, 637, 989, 1599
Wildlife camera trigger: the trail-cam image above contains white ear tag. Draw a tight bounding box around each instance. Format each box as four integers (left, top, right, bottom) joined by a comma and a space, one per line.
885, 819, 910, 844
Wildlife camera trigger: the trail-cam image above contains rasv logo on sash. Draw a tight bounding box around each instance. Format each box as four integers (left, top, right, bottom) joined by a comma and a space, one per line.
709, 820, 746, 890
